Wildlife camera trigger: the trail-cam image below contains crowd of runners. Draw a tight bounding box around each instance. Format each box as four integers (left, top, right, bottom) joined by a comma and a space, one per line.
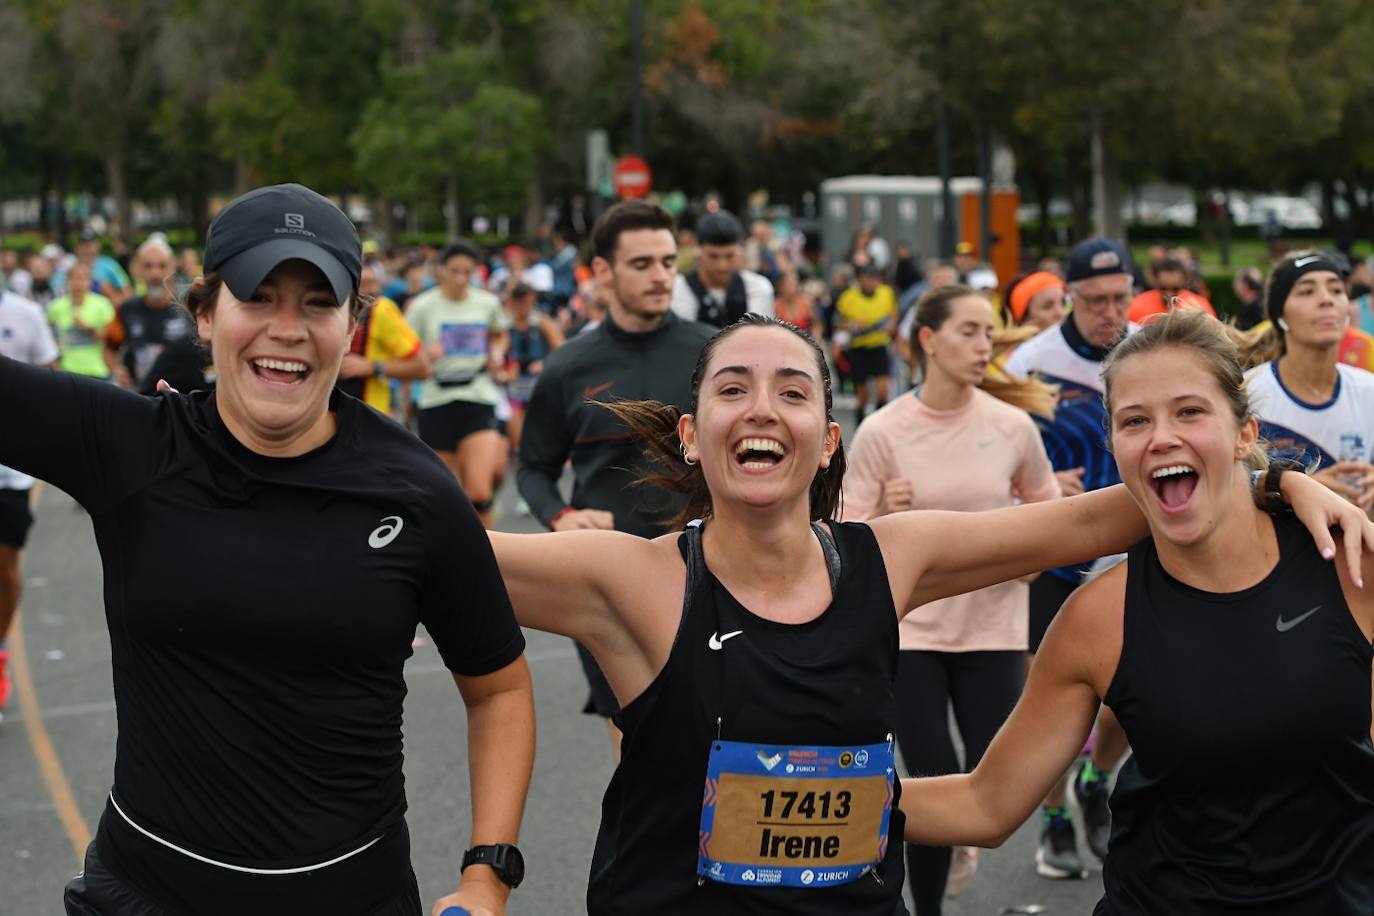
0, 185, 1371, 916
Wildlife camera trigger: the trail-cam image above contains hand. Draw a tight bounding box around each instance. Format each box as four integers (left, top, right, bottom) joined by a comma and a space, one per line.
1055, 467, 1086, 496
552, 508, 615, 531
428, 340, 446, 360
1281, 467, 1374, 587
155, 379, 178, 394
431, 866, 507, 916
878, 478, 914, 515
1312, 461, 1374, 512
339, 353, 373, 379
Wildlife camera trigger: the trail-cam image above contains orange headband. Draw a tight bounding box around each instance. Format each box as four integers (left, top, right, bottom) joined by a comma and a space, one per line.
1009, 271, 1064, 323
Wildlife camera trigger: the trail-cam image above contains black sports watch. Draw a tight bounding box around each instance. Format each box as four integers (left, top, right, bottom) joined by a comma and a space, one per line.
461, 844, 525, 889
1253, 458, 1305, 513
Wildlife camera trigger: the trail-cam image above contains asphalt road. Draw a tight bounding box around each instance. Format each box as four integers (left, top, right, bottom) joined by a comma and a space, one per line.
2, 416, 1107, 916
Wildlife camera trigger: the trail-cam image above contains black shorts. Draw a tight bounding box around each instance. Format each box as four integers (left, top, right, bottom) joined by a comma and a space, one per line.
1028, 572, 1079, 654
576, 641, 620, 718
417, 400, 501, 451
0, 488, 34, 548
846, 346, 890, 382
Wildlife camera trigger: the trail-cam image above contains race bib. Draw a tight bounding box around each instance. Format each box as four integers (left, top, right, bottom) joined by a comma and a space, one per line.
697, 739, 894, 888
438, 323, 489, 357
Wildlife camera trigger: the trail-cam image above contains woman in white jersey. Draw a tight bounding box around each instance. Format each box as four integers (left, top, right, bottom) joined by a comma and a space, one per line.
1238, 250, 1374, 510
842, 286, 1060, 913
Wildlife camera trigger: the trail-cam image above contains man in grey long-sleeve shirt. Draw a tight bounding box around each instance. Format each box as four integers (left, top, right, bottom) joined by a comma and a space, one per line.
517, 201, 713, 752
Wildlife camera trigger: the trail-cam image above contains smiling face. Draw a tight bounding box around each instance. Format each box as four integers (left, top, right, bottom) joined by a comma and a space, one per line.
678, 325, 840, 517
918, 294, 994, 388
196, 259, 356, 456
1108, 346, 1258, 548
1281, 269, 1348, 349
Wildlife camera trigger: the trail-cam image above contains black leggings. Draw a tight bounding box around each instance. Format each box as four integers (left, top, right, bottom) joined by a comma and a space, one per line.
894, 649, 1025, 916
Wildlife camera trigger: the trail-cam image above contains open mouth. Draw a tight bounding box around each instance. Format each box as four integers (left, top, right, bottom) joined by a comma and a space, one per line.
1150, 464, 1198, 512
250, 357, 311, 385
734, 437, 787, 470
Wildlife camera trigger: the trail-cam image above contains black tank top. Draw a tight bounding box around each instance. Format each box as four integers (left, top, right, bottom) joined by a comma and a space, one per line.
1098, 514, 1374, 915
587, 520, 909, 915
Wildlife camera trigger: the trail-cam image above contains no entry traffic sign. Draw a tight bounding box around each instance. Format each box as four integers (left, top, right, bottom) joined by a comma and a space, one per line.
613, 155, 653, 199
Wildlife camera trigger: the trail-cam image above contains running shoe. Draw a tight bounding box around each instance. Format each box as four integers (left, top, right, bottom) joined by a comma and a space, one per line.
944, 845, 980, 897
1035, 808, 1087, 879
0, 647, 11, 717
1068, 759, 1112, 863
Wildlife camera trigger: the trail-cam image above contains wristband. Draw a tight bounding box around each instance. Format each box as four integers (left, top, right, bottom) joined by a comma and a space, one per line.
550, 507, 575, 528
372, 360, 386, 380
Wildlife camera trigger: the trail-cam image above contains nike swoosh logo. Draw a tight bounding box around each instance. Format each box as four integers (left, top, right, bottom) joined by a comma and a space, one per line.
368, 515, 404, 549
1293, 256, 1322, 268
583, 381, 613, 400
977, 439, 994, 448
708, 630, 744, 651
1276, 605, 1320, 633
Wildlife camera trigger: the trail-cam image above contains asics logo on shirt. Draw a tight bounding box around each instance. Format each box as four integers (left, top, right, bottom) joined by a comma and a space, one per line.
368, 515, 405, 549
708, 630, 744, 651
1275, 605, 1320, 633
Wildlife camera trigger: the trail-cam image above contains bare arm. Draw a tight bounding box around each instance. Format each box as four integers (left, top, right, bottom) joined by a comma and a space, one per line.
383, 347, 430, 381
899, 566, 1123, 846
430, 656, 535, 916
872, 484, 1147, 614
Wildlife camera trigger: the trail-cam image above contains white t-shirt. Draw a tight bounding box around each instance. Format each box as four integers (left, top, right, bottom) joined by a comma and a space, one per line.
670, 270, 774, 323
1246, 360, 1374, 467
0, 291, 61, 489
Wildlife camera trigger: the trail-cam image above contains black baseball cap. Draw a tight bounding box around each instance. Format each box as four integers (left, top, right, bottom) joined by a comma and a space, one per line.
696, 209, 744, 246
203, 183, 361, 305
1066, 238, 1132, 283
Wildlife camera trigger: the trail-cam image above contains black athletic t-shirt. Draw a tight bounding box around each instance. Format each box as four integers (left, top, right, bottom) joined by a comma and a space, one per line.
1099, 514, 1374, 915
588, 521, 908, 915
116, 295, 197, 385
0, 355, 524, 866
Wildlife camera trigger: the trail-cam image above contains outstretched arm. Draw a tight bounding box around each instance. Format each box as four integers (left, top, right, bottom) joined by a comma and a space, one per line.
874, 470, 1374, 616
899, 567, 1121, 847
872, 484, 1146, 614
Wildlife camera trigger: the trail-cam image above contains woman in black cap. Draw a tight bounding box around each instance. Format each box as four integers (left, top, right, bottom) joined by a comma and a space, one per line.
0, 184, 533, 916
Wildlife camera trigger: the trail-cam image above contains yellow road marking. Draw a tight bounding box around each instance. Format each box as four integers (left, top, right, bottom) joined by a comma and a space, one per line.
13, 481, 91, 865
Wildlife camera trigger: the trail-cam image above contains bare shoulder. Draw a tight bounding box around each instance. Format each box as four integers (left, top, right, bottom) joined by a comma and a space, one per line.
1041, 562, 1128, 697
866, 511, 937, 609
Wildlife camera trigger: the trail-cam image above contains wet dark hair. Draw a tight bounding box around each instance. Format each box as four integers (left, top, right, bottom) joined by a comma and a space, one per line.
591, 200, 675, 262
604, 314, 845, 527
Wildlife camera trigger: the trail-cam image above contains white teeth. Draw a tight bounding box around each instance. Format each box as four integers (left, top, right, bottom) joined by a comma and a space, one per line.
734, 437, 786, 457
253, 358, 309, 373
1151, 465, 1195, 479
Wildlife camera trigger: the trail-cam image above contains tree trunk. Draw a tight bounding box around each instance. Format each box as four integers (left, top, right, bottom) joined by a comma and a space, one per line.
1034, 171, 1053, 258
39, 152, 53, 240
377, 196, 400, 248
1319, 179, 1336, 234
523, 170, 543, 241
104, 152, 132, 249
1070, 177, 1090, 244
1090, 108, 1124, 241
445, 175, 460, 238
55, 153, 70, 244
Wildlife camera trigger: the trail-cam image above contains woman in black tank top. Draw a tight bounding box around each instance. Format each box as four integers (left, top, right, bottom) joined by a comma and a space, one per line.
488, 312, 1368, 915
899, 310, 1374, 915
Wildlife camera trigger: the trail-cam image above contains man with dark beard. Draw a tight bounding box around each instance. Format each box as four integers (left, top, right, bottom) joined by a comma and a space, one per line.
517, 200, 714, 756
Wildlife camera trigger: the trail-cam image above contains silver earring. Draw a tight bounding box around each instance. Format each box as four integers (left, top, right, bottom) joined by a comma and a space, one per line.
681, 445, 696, 466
